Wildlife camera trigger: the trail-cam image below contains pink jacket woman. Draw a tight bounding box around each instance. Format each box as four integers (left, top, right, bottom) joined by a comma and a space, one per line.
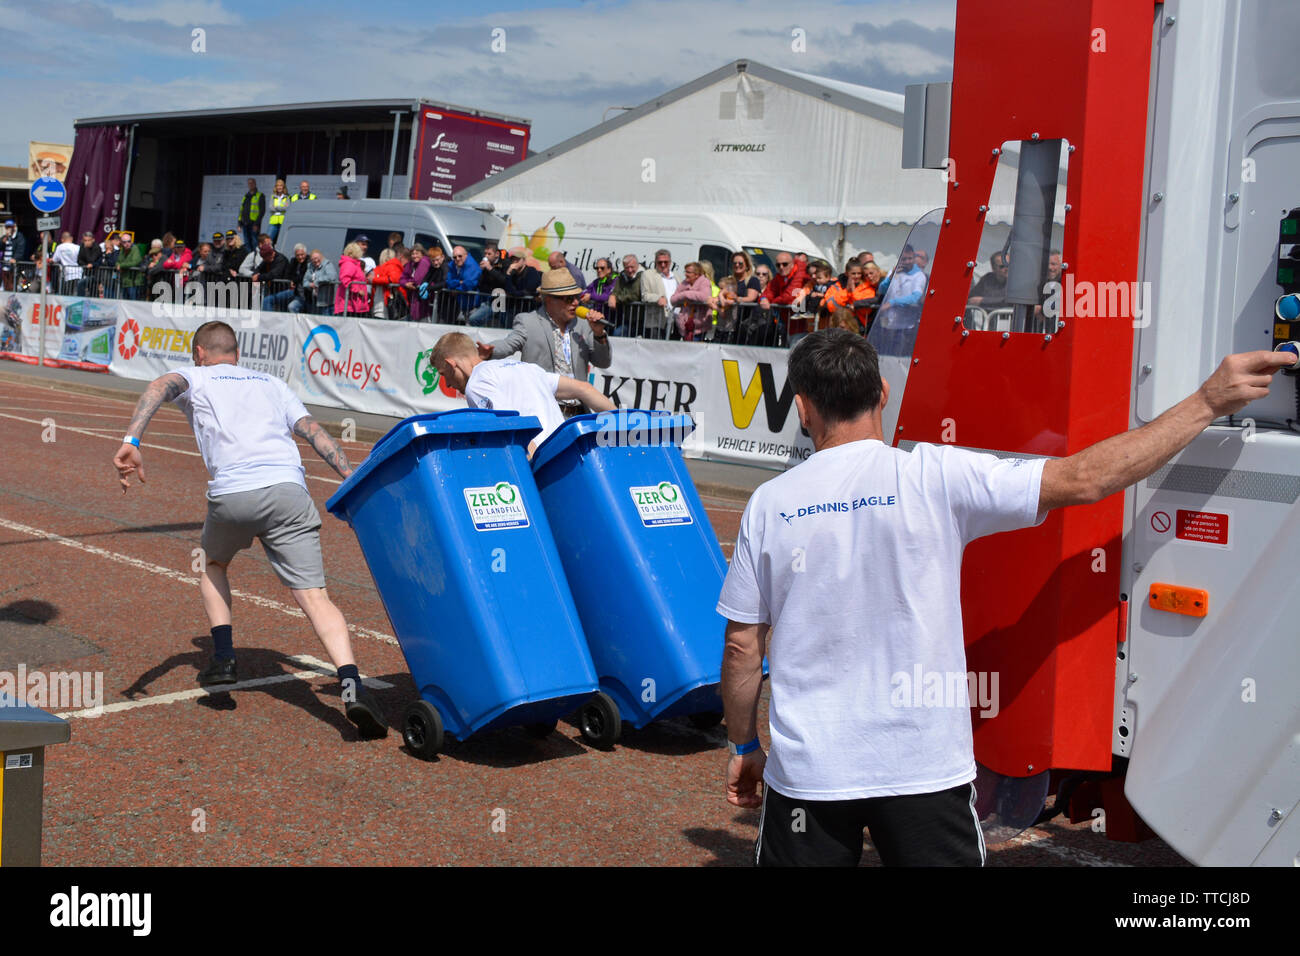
669, 264, 712, 341
334, 246, 370, 316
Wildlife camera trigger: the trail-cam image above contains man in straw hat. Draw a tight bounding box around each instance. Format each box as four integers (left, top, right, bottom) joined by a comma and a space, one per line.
477, 266, 613, 418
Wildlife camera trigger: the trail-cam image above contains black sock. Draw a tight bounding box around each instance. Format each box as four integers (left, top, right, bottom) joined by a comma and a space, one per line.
211, 625, 234, 661
338, 664, 361, 699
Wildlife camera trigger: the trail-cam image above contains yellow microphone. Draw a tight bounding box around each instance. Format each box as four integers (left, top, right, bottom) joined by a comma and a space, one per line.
575, 305, 614, 327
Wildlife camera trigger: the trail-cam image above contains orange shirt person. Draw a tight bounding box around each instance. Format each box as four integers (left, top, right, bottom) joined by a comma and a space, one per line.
825, 263, 876, 332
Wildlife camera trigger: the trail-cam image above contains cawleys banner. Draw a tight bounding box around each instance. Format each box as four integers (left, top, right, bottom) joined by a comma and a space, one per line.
100, 301, 808, 470
0, 292, 116, 371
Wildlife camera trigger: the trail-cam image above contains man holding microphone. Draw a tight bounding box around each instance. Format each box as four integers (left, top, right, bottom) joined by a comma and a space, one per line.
476, 268, 612, 418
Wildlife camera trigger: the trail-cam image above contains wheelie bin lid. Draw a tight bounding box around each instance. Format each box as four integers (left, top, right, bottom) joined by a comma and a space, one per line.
0, 692, 72, 748
326, 409, 542, 517
530, 409, 695, 476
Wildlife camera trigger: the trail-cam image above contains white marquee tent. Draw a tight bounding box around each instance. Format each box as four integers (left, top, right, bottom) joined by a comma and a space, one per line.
458, 60, 1060, 269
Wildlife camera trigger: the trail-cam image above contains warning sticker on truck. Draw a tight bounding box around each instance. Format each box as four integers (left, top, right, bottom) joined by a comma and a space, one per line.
464, 482, 530, 531
630, 482, 693, 527
1175, 509, 1230, 548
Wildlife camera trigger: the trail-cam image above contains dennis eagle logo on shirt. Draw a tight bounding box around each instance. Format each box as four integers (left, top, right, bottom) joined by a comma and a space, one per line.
779, 496, 898, 523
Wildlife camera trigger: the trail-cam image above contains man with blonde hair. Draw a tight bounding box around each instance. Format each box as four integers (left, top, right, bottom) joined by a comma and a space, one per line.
432, 331, 614, 455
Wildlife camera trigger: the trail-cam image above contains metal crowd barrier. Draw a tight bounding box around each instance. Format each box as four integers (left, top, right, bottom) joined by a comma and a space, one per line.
2, 257, 846, 349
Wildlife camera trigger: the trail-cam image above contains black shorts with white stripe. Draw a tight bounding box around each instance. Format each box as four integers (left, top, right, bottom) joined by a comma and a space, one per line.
754, 782, 986, 867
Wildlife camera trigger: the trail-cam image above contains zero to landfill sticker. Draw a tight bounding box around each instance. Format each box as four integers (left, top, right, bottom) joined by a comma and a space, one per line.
464, 482, 530, 531
630, 482, 693, 527
5, 753, 33, 770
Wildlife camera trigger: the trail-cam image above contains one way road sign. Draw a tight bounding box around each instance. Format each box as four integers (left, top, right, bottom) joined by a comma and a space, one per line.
30, 177, 66, 213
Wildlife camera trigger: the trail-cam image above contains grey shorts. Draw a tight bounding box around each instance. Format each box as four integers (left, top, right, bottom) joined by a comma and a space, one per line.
201, 482, 326, 590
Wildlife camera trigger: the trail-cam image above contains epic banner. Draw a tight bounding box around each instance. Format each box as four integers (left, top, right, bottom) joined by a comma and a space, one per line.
0, 292, 116, 371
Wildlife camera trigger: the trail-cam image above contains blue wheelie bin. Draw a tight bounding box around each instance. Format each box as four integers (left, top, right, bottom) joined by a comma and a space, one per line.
325, 409, 599, 759
529, 409, 729, 747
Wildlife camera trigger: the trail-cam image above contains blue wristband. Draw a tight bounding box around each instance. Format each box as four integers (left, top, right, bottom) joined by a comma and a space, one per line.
728, 737, 761, 756
122, 435, 140, 447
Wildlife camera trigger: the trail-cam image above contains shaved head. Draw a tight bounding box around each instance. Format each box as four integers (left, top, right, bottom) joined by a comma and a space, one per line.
193, 320, 237, 358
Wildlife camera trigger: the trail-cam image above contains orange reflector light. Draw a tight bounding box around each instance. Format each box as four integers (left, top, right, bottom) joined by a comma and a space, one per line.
1148, 583, 1209, 617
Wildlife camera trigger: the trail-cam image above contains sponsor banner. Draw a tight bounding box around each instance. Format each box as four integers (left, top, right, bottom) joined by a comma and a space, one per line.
92, 299, 806, 471
587, 337, 811, 470
0, 292, 114, 371
108, 299, 295, 383
289, 317, 516, 419
413, 106, 531, 200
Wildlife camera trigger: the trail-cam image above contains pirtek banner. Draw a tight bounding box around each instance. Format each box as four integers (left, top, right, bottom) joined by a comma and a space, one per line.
104, 302, 808, 470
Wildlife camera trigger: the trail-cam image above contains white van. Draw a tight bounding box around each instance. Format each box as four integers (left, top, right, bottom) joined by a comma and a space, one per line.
275, 198, 505, 262
484, 204, 826, 280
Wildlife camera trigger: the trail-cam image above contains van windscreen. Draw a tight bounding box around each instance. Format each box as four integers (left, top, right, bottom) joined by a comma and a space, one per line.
417, 234, 488, 263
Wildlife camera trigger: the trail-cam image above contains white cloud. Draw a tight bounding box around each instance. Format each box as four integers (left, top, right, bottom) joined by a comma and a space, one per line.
114, 0, 241, 28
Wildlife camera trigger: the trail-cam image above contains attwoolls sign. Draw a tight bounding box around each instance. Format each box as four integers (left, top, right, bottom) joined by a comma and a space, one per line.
300, 324, 382, 393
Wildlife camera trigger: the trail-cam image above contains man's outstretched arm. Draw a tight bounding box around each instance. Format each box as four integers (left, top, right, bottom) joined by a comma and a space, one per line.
293, 416, 354, 479
554, 377, 616, 412
113, 372, 189, 491
1039, 350, 1296, 511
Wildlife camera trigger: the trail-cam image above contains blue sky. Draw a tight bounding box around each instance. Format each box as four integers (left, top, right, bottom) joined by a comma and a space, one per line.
0, 0, 956, 164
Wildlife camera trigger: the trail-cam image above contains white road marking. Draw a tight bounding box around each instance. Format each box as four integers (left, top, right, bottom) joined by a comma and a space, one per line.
0, 515, 398, 646
1000, 827, 1130, 867
0, 406, 171, 419
0, 411, 344, 485
55, 653, 393, 720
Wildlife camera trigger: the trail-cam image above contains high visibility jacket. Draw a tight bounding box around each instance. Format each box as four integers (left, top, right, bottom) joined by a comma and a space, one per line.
290, 192, 316, 203
269, 193, 291, 225
239, 191, 264, 225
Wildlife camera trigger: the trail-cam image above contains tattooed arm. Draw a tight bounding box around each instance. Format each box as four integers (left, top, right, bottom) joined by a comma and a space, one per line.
292, 416, 354, 479
113, 372, 189, 492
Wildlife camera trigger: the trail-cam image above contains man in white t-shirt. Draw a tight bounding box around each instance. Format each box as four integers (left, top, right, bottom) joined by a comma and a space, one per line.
112, 320, 387, 739
718, 328, 1295, 866
431, 331, 614, 455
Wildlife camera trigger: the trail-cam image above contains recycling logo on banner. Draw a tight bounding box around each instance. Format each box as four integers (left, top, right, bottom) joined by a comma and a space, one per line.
117, 318, 141, 360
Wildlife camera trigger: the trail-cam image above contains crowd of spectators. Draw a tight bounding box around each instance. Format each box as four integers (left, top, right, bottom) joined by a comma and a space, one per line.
0, 209, 931, 349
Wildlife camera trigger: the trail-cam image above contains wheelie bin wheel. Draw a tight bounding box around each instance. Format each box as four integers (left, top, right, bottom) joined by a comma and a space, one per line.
403, 699, 444, 759
688, 711, 723, 730
525, 720, 558, 739
578, 692, 621, 749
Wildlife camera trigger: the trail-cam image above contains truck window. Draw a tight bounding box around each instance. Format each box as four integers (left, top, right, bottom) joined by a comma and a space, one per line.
698, 244, 732, 283
447, 235, 488, 263
414, 232, 444, 255
343, 227, 394, 256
